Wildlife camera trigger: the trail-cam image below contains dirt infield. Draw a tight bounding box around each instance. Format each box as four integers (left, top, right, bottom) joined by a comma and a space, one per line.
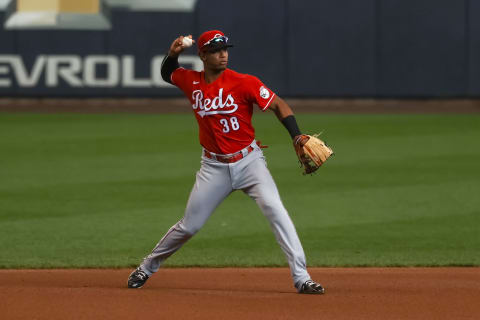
1, 98, 480, 113
1, 268, 479, 320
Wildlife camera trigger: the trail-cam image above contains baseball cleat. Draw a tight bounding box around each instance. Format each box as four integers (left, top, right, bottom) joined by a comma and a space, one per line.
298, 280, 325, 294
127, 267, 149, 289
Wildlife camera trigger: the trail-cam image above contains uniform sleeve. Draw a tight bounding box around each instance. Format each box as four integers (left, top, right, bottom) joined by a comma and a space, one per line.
171, 67, 190, 91
246, 76, 276, 111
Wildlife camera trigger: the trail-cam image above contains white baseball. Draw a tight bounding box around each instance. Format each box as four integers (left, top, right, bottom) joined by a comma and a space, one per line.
182, 37, 193, 48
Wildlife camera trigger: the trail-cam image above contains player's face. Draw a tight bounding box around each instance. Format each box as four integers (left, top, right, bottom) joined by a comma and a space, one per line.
201, 48, 229, 71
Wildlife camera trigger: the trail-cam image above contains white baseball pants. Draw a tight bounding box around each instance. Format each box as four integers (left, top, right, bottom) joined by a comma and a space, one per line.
140, 141, 311, 289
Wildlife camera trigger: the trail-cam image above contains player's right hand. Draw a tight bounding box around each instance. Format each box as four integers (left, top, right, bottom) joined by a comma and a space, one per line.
168, 35, 194, 58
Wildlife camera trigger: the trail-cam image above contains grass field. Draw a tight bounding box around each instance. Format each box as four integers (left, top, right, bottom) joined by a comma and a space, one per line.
0, 112, 479, 268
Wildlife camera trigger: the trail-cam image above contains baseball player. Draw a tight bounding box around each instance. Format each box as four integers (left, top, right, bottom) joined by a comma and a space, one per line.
127, 30, 325, 294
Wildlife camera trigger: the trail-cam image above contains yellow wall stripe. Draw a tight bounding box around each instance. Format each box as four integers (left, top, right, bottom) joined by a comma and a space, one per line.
18, 0, 58, 12
17, 0, 99, 13
59, 0, 99, 14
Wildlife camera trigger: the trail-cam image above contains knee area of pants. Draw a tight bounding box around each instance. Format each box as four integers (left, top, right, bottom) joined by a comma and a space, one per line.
259, 201, 285, 218
184, 228, 199, 237
178, 223, 200, 237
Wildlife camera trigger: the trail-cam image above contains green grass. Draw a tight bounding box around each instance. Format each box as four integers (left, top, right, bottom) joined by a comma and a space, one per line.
0, 112, 479, 268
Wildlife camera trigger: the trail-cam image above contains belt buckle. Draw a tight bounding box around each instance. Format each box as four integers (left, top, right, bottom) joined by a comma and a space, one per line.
206, 145, 253, 163
219, 154, 232, 162
221, 152, 240, 163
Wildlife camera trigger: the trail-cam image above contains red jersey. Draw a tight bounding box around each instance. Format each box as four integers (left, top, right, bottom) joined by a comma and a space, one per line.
171, 68, 276, 154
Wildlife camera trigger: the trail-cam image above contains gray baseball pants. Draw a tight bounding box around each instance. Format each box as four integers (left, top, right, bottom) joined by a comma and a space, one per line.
140, 141, 311, 289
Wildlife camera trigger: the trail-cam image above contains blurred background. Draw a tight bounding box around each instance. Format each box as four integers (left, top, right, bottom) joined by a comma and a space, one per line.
0, 0, 479, 268
0, 0, 479, 98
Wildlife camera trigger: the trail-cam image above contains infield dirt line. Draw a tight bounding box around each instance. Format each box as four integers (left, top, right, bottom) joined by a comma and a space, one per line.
1, 267, 479, 320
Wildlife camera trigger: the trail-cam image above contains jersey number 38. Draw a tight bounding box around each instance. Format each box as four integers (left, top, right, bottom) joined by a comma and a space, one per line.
220, 117, 240, 133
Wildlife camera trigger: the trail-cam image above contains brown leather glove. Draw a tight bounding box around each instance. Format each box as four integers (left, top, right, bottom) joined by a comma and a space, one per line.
293, 134, 334, 174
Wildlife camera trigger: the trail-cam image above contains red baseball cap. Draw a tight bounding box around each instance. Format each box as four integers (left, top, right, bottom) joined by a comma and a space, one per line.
197, 30, 234, 52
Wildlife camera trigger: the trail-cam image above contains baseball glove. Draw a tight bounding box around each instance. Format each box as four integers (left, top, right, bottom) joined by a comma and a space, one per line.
293, 134, 334, 174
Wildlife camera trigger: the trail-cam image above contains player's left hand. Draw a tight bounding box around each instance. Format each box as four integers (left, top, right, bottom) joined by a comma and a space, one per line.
293, 134, 334, 174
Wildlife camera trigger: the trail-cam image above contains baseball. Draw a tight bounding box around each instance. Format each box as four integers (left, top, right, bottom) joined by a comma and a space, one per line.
182, 36, 193, 48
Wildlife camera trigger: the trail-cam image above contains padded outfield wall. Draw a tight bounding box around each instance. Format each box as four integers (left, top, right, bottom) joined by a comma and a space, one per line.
0, 0, 478, 98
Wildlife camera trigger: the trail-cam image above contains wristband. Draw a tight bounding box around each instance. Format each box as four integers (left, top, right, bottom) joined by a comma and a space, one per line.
281, 115, 301, 139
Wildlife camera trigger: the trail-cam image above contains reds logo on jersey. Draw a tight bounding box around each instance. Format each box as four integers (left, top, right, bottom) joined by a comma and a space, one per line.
192, 88, 238, 117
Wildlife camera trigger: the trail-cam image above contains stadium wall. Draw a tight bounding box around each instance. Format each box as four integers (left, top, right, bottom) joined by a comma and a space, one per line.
0, 0, 477, 98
